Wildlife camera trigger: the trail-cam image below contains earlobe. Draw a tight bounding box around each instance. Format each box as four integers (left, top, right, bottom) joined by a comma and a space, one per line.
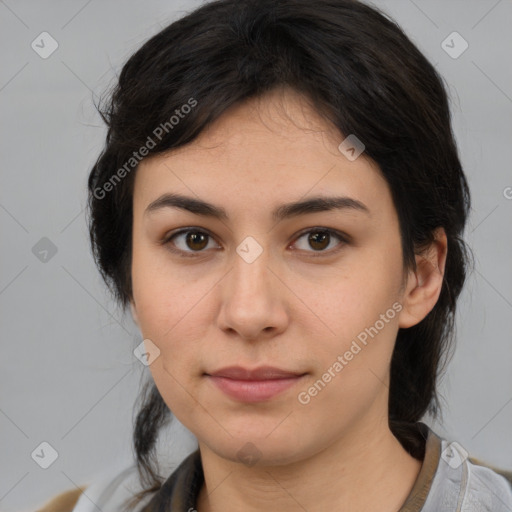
398, 228, 448, 329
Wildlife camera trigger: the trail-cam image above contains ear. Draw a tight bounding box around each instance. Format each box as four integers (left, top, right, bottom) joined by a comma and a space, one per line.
398, 227, 448, 329
130, 300, 139, 327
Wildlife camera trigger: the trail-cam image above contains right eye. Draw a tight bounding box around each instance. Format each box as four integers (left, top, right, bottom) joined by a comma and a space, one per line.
162, 228, 220, 257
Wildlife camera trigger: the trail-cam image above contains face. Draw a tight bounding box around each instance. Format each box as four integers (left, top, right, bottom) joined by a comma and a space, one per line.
130, 87, 414, 466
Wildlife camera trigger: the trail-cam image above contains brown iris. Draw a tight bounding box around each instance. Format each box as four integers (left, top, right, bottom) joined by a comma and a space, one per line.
186, 232, 209, 251
307, 231, 330, 251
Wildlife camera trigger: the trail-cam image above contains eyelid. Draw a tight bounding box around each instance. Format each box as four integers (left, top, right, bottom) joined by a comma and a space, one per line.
161, 226, 350, 257
160, 227, 220, 259
291, 227, 350, 256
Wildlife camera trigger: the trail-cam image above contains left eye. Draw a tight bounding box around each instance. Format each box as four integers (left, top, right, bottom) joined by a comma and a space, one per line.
162, 228, 347, 257
292, 228, 347, 254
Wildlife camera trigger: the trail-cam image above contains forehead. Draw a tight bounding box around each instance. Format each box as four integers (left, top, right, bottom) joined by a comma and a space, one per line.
133, 88, 393, 221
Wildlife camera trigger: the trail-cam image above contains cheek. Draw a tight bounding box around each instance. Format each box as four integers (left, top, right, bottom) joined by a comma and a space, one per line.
131, 241, 208, 336
319, 256, 400, 331
131, 248, 219, 381
307, 252, 402, 382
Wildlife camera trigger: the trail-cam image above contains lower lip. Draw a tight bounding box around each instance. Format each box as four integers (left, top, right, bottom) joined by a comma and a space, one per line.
207, 375, 305, 402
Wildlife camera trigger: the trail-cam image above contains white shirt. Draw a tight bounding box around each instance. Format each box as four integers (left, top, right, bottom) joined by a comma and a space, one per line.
70, 422, 512, 512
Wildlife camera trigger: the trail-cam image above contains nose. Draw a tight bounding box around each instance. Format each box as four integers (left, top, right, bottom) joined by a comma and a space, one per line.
216, 240, 289, 342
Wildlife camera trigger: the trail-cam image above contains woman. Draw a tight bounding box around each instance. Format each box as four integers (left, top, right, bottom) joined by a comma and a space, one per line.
37, 0, 512, 510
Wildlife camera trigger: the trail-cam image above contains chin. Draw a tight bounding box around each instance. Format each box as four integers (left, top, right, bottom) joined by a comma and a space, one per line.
201, 430, 312, 467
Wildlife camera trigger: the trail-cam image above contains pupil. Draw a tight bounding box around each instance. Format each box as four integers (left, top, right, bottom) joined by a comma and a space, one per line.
310, 231, 329, 250
188, 232, 208, 250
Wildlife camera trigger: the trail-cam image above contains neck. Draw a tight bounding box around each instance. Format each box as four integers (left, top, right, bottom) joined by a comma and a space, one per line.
196, 414, 423, 512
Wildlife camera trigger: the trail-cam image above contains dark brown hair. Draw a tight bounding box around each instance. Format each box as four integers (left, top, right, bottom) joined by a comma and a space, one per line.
86, 0, 473, 508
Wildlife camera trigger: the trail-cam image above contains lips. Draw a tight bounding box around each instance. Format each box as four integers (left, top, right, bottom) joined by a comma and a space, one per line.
205, 366, 307, 402
208, 365, 305, 380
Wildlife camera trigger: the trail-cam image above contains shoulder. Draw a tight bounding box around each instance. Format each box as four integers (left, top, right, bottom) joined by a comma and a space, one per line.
468, 455, 512, 487
464, 455, 512, 509
427, 435, 512, 511
35, 464, 144, 512
35, 487, 86, 512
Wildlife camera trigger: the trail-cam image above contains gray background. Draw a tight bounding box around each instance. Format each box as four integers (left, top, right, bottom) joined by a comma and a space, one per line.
1, 0, 511, 510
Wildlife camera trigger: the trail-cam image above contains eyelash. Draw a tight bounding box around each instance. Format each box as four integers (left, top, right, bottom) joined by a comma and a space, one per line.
160, 227, 350, 259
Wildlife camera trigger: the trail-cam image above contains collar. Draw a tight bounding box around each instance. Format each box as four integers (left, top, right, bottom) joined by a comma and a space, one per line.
399, 422, 442, 511
141, 421, 442, 512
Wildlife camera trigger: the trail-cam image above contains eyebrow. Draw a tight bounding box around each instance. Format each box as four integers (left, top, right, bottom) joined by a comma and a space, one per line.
144, 192, 371, 222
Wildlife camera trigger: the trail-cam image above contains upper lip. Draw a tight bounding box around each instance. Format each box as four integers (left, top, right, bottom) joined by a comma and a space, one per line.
207, 366, 306, 380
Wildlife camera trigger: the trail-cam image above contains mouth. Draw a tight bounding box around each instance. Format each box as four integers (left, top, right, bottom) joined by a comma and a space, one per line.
205, 366, 308, 403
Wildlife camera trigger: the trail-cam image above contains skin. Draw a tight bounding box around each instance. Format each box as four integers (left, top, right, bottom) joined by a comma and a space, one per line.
130, 86, 448, 512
